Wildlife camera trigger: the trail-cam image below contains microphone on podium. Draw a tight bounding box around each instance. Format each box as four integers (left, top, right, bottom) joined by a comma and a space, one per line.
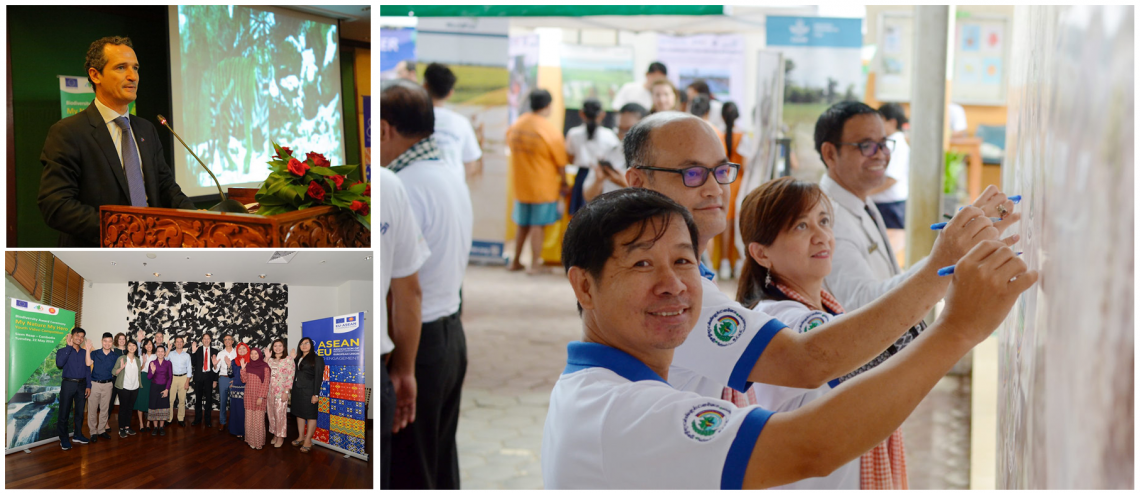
157, 114, 248, 213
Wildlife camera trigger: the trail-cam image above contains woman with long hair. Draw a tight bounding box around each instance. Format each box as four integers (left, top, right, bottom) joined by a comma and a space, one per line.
649, 79, 679, 113
146, 344, 173, 436
567, 97, 621, 210
227, 342, 251, 438
265, 338, 295, 447
242, 347, 272, 449
135, 337, 156, 433
714, 101, 747, 278
290, 337, 324, 452
735, 177, 908, 489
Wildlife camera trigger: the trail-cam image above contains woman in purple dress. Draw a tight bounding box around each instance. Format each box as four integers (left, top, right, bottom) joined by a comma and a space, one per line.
147, 345, 174, 436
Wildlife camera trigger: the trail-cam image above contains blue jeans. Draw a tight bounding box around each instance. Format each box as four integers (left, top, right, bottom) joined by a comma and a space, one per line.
217, 376, 232, 425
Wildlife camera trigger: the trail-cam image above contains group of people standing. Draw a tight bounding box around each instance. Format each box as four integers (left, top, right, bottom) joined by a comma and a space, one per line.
54, 328, 326, 452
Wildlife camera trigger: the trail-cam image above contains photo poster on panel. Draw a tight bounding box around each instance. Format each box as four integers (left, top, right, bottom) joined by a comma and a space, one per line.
734, 50, 785, 263
303, 312, 367, 460
58, 75, 134, 118
6, 300, 75, 453
417, 18, 510, 264
953, 17, 1008, 105
508, 33, 539, 125
559, 43, 634, 111
766, 16, 865, 178
379, 27, 416, 80
657, 34, 746, 107
874, 13, 915, 102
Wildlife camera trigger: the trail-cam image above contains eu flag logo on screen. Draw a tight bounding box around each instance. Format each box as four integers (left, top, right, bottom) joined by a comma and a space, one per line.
16, 300, 27, 308
336, 318, 345, 324
65, 78, 78, 88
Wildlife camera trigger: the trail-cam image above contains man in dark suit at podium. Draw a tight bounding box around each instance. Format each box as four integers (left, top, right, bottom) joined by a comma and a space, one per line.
38, 36, 195, 247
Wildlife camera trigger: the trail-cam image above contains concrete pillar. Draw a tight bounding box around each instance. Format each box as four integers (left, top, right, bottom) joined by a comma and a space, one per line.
904, 5, 954, 267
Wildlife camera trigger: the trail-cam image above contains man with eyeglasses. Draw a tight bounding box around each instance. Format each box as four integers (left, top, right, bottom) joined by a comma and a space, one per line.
621, 111, 1021, 405
815, 101, 1020, 312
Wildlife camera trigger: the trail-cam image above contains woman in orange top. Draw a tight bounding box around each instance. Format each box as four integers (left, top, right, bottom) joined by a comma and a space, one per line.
690, 97, 747, 276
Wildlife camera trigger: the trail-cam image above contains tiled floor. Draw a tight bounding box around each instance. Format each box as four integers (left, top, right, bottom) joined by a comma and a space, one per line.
456, 264, 971, 489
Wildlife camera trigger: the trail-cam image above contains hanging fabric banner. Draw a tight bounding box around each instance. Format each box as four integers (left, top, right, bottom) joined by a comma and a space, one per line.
6, 299, 76, 453
302, 312, 367, 461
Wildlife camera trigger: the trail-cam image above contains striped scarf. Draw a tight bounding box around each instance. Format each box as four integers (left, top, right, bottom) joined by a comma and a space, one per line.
721, 281, 908, 489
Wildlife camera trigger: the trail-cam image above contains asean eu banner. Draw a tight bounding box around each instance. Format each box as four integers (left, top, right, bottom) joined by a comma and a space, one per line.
302, 312, 367, 460
6, 299, 76, 453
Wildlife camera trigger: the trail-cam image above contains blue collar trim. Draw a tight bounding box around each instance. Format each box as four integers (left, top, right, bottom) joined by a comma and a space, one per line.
699, 262, 716, 281
562, 341, 668, 385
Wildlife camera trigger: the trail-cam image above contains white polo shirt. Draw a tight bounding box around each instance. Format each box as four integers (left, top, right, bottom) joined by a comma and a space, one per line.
398, 156, 474, 324
433, 106, 482, 182
542, 341, 775, 489
750, 299, 860, 490
669, 267, 790, 392
379, 166, 431, 355
821, 174, 927, 311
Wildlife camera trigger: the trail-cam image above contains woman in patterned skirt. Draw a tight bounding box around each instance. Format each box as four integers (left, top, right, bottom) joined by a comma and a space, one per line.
227, 342, 250, 438
146, 345, 173, 436
242, 347, 272, 449
266, 339, 295, 448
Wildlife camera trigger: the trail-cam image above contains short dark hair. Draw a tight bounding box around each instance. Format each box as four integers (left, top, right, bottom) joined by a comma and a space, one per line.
71, 327, 86, 336
529, 89, 552, 111
562, 188, 700, 314
400, 59, 416, 72
688, 95, 710, 118
85, 36, 133, 87
647, 61, 667, 76
619, 103, 648, 119
687, 80, 711, 97
201, 332, 212, 341
423, 62, 457, 100
878, 103, 909, 127
102, 332, 113, 340
380, 79, 435, 139
813, 101, 881, 164
174, 335, 184, 343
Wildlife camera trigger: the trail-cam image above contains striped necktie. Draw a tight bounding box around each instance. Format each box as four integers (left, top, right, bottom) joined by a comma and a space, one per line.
113, 116, 148, 207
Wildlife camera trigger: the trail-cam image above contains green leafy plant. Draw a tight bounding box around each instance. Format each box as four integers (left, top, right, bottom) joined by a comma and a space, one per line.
254, 143, 370, 229
944, 150, 967, 195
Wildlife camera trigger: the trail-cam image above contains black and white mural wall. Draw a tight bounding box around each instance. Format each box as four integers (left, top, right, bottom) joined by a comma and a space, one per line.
127, 282, 288, 409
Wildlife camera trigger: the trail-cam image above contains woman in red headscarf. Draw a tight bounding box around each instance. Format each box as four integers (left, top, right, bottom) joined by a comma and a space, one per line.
227, 342, 251, 437
242, 347, 272, 449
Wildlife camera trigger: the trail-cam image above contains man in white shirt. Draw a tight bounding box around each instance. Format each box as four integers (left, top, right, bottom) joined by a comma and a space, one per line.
423, 62, 483, 183
621, 112, 1013, 395
814, 101, 1019, 312
611, 61, 667, 112
38, 36, 195, 247
166, 335, 193, 426
214, 334, 237, 431
379, 164, 431, 490
543, 186, 1036, 488
869, 103, 911, 229
381, 79, 473, 490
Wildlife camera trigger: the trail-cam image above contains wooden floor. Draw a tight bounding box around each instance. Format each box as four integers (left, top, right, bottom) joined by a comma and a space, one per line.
5, 408, 372, 488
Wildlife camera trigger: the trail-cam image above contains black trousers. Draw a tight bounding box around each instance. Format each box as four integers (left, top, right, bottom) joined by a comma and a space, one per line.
380, 360, 395, 490
57, 380, 86, 445
116, 387, 138, 429
390, 311, 468, 490
192, 375, 215, 424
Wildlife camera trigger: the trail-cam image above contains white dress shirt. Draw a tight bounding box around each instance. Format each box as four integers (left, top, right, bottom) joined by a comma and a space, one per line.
821, 174, 928, 310
92, 97, 144, 181
216, 347, 238, 376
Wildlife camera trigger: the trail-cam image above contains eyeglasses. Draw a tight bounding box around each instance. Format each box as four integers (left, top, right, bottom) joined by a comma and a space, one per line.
839, 139, 895, 157
634, 163, 740, 188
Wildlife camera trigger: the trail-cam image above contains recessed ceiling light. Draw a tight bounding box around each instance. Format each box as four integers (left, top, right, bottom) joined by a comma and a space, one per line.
205, 273, 212, 277
110, 262, 117, 266
259, 274, 266, 279
365, 255, 372, 260
153, 273, 160, 277
146, 253, 157, 259
320, 260, 326, 264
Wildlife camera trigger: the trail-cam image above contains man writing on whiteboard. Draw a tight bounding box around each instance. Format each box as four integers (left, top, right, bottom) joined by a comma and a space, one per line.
38, 36, 195, 247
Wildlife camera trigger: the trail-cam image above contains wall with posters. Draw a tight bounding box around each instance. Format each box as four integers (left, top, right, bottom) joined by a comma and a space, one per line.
657, 33, 746, 107
379, 27, 416, 79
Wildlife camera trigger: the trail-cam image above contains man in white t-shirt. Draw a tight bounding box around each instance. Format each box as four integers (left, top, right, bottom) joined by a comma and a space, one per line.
423, 62, 482, 183
869, 103, 911, 229
543, 186, 1036, 489
611, 61, 667, 112
379, 165, 430, 490
380, 79, 473, 489
621, 112, 1018, 395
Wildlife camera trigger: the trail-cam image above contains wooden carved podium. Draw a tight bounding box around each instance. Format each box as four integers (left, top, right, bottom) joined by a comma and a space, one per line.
99, 188, 369, 248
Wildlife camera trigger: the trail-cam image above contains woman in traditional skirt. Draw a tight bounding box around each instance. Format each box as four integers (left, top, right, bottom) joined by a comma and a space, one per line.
227, 342, 250, 438
266, 339, 295, 447
134, 338, 157, 433
146, 344, 173, 436
242, 348, 272, 449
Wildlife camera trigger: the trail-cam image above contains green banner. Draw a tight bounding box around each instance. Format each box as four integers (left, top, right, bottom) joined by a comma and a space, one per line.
58, 75, 134, 119
7, 299, 74, 450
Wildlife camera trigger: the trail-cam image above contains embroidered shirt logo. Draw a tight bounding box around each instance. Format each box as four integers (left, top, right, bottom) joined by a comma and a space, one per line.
707, 308, 746, 346
797, 312, 829, 333
683, 403, 731, 442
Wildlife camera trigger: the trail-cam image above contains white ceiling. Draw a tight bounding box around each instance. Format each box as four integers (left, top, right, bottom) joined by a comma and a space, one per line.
52, 250, 373, 286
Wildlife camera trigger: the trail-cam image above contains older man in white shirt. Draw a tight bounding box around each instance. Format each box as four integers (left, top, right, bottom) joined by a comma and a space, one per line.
814, 101, 1021, 311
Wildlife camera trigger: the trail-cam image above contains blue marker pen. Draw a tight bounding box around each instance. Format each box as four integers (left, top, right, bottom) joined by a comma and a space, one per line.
931, 217, 1002, 230
1009, 195, 1022, 204
938, 252, 1023, 276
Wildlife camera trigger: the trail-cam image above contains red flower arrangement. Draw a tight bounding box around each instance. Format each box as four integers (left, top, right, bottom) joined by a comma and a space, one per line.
254, 143, 370, 229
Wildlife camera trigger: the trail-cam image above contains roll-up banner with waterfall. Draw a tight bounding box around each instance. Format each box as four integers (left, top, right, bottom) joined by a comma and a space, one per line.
6, 299, 75, 453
